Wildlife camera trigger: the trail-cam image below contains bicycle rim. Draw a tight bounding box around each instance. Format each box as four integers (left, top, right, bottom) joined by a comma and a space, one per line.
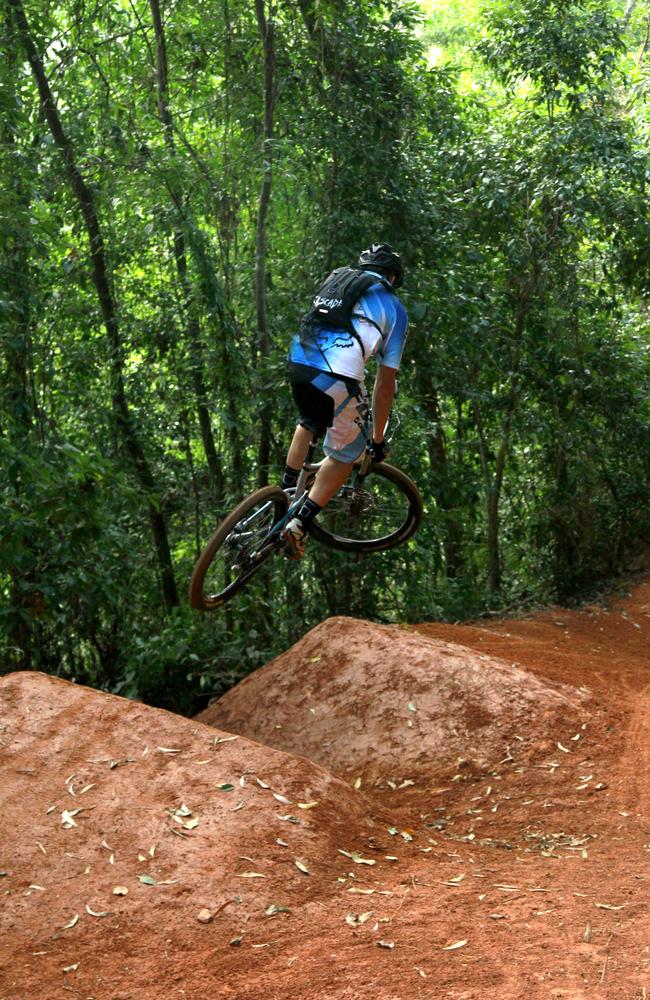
309, 462, 423, 553
189, 486, 289, 610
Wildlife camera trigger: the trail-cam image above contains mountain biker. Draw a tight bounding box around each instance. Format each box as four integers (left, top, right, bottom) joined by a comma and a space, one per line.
281, 243, 408, 559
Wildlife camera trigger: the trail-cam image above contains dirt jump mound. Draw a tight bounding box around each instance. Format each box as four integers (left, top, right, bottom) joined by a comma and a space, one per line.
3, 580, 650, 999
197, 616, 590, 784
0, 671, 382, 1000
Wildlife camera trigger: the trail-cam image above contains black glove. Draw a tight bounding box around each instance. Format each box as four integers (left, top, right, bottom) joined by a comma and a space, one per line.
367, 439, 389, 463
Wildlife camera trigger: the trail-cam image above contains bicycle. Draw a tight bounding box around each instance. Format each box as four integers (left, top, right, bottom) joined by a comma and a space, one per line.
188, 435, 423, 611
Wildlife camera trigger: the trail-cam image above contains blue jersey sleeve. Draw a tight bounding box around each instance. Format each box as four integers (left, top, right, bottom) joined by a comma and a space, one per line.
377, 296, 408, 369
353, 285, 409, 370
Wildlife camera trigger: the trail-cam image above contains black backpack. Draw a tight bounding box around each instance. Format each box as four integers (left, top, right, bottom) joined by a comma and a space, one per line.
299, 266, 392, 351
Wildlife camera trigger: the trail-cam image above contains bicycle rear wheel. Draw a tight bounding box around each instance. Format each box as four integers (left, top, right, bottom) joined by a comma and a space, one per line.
189, 486, 289, 610
309, 462, 423, 553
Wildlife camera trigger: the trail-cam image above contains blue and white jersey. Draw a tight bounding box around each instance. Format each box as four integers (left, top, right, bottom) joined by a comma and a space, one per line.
289, 274, 408, 382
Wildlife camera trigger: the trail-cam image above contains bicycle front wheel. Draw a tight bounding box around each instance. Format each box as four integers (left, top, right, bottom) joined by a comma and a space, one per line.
189, 486, 289, 610
309, 462, 423, 553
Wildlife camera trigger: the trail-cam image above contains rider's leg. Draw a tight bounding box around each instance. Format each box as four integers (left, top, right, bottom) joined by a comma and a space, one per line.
306, 456, 354, 507
283, 455, 355, 560
283, 366, 363, 558
283, 445, 358, 560
282, 423, 313, 490
285, 423, 313, 469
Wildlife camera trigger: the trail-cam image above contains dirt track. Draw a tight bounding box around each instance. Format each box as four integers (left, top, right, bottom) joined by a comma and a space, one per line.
1, 579, 650, 999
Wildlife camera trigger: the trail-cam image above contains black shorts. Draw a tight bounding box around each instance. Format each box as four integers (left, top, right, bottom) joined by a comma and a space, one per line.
286, 362, 367, 462
287, 362, 360, 433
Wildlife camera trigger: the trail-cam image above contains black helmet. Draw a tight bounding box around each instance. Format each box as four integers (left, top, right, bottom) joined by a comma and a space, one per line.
358, 242, 404, 288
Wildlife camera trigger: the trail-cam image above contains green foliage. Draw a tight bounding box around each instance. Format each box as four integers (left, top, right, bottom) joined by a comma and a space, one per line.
1, 0, 649, 707
477, 0, 623, 106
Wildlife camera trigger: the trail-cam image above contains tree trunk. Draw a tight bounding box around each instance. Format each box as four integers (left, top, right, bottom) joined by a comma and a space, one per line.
149, 0, 224, 499
485, 489, 501, 593
417, 376, 465, 579
254, 0, 275, 487
1, 10, 32, 444
472, 271, 535, 593
10, 0, 179, 611
1, 14, 36, 667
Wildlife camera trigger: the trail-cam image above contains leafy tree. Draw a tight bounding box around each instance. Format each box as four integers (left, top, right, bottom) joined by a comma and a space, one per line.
1, 0, 648, 704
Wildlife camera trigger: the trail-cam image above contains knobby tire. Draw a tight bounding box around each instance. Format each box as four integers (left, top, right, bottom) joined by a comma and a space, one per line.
188, 485, 288, 611
309, 461, 423, 553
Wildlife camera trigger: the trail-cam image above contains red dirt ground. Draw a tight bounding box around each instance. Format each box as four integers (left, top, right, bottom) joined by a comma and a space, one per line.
2, 576, 650, 999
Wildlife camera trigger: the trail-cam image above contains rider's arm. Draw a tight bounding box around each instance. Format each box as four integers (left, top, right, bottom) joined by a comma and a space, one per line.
372, 365, 397, 443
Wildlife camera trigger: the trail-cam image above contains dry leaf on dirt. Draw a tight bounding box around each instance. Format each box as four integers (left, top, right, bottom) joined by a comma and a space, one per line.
63, 963, 79, 973
294, 860, 310, 874
60, 914, 79, 930
85, 904, 111, 917
442, 939, 468, 950
169, 804, 200, 830
345, 911, 373, 927
377, 940, 395, 949
338, 850, 376, 866
595, 903, 625, 910
266, 904, 291, 916
109, 758, 135, 769
237, 872, 266, 878
297, 801, 318, 810
61, 809, 80, 829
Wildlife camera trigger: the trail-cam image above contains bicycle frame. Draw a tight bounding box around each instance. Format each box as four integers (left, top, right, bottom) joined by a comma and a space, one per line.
238, 434, 382, 568
189, 412, 422, 610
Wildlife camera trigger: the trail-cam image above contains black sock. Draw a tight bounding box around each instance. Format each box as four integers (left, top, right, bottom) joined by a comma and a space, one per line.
296, 497, 323, 529
281, 465, 300, 490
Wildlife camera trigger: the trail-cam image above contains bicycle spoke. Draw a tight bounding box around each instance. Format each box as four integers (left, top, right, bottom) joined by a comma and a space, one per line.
319, 478, 410, 541
308, 462, 423, 553
194, 490, 287, 608
210, 515, 273, 590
